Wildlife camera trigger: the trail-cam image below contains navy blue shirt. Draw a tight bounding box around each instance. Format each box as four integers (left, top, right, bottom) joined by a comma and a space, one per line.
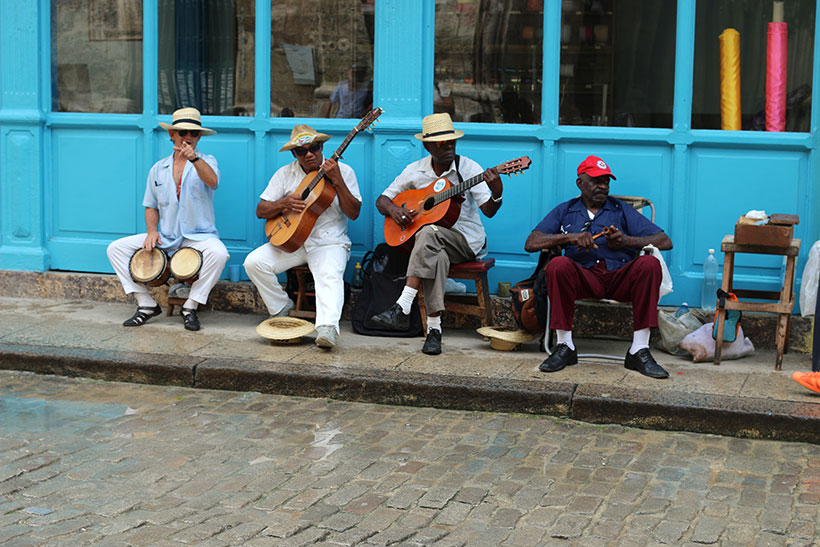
534, 196, 662, 271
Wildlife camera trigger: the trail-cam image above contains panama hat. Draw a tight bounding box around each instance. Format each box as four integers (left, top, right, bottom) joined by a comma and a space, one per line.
159, 107, 216, 136
280, 124, 332, 152
414, 113, 464, 142
476, 327, 536, 351
255, 317, 315, 344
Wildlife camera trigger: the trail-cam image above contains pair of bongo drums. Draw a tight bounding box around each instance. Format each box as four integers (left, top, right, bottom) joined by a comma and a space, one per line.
128, 247, 202, 286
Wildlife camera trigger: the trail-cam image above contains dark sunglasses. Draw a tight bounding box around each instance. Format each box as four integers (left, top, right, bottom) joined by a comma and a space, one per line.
176, 129, 200, 137
435, 139, 456, 149
293, 143, 322, 156
580, 220, 593, 232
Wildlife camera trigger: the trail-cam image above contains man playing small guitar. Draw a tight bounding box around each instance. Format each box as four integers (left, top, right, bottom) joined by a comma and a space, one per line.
244, 124, 361, 349
370, 113, 503, 355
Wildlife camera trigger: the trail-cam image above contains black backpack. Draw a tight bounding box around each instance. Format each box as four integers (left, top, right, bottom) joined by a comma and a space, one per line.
351, 243, 423, 337
510, 249, 555, 333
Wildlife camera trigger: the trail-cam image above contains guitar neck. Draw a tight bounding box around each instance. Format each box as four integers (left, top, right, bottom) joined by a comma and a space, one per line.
433, 169, 494, 206
306, 129, 360, 191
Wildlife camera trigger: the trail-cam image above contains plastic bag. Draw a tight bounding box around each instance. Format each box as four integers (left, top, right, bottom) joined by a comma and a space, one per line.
679, 322, 754, 362
643, 244, 673, 299
799, 240, 820, 317
657, 309, 703, 356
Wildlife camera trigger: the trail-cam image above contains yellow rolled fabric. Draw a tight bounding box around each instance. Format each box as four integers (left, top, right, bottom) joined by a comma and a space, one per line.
719, 28, 741, 130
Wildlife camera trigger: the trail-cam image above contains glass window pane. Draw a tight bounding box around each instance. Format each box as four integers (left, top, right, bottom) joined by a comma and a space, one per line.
692, 0, 814, 132
52, 0, 143, 113
435, 0, 543, 124
560, 0, 676, 127
158, 0, 255, 116
270, 1, 374, 119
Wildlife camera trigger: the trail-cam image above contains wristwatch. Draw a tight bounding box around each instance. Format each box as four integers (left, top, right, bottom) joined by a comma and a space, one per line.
190, 156, 200, 163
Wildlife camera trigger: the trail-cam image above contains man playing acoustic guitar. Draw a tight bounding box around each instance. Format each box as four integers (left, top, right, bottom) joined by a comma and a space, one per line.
370, 113, 503, 355
244, 124, 361, 349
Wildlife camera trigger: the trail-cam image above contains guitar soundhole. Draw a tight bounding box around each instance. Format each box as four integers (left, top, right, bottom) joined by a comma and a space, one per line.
423, 197, 436, 211
300, 189, 310, 200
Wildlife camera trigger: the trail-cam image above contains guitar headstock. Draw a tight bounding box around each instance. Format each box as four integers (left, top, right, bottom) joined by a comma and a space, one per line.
355, 107, 384, 133
498, 156, 532, 176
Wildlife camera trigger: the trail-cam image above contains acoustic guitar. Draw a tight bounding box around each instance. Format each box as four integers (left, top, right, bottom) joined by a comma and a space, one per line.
384, 156, 531, 247
265, 108, 383, 252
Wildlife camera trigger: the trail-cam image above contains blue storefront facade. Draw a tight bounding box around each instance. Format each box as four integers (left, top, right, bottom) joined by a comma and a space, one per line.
1, 0, 819, 310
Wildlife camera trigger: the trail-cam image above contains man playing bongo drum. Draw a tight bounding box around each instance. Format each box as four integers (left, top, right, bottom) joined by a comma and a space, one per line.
106, 107, 229, 331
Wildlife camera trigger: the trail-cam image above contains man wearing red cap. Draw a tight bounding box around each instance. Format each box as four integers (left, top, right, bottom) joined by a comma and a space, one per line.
525, 155, 673, 378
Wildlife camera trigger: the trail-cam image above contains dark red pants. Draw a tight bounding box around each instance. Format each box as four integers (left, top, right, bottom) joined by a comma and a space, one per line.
545, 255, 662, 331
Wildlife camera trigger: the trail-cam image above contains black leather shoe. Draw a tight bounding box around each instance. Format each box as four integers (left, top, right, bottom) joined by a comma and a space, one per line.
181, 307, 200, 331
123, 305, 162, 327
422, 329, 442, 355
624, 348, 669, 379
369, 303, 410, 331
539, 343, 578, 372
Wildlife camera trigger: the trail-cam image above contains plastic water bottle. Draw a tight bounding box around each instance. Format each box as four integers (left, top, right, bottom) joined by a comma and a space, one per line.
352, 262, 364, 289
675, 302, 690, 318
701, 249, 718, 311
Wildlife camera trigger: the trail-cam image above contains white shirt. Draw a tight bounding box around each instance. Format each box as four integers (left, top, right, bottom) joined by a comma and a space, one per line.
142, 152, 221, 251
260, 159, 361, 250
381, 155, 491, 257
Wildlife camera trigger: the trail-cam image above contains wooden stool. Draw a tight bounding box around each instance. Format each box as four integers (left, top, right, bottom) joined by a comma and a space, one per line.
287, 265, 317, 320
714, 235, 801, 370
418, 258, 495, 331
167, 297, 185, 316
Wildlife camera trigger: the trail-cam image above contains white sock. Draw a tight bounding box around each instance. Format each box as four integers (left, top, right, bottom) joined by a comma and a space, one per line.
397, 286, 418, 315
183, 298, 198, 311
556, 329, 575, 351
630, 328, 650, 354
135, 293, 157, 308
426, 315, 441, 333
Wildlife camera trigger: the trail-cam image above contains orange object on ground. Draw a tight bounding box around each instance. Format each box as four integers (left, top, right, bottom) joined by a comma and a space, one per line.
792, 371, 820, 394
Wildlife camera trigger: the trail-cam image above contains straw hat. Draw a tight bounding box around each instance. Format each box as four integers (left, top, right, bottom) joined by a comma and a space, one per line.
255, 317, 315, 344
159, 107, 216, 135
414, 113, 464, 142
280, 124, 331, 152
476, 327, 536, 351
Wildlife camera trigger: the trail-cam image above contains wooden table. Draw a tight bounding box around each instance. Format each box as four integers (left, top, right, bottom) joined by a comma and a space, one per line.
714, 235, 800, 370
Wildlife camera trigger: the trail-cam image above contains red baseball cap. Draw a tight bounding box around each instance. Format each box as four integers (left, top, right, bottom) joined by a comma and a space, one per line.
577, 155, 616, 180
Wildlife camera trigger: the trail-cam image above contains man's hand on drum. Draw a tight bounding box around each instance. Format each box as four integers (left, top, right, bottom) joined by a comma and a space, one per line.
281, 193, 306, 215
142, 231, 162, 251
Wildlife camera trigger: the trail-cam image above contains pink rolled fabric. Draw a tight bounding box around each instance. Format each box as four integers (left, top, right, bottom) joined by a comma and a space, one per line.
766, 22, 788, 132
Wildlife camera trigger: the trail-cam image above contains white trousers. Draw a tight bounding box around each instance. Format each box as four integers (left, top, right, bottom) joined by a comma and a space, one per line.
107, 234, 229, 305
244, 243, 349, 332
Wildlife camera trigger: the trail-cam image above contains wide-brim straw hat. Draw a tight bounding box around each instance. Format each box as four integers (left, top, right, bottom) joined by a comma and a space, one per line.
255, 317, 315, 344
476, 327, 536, 351
280, 124, 332, 152
414, 113, 464, 142
159, 107, 216, 135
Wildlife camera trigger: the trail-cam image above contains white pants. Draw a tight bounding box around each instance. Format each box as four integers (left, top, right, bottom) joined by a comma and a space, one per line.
244, 243, 349, 332
107, 234, 229, 305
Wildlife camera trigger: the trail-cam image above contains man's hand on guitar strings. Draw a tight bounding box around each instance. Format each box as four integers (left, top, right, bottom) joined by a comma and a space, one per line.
321, 158, 343, 189
281, 193, 307, 214
390, 204, 414, 227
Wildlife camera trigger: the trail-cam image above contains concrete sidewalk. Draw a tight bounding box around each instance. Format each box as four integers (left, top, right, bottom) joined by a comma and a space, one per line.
1, 296, 819, 443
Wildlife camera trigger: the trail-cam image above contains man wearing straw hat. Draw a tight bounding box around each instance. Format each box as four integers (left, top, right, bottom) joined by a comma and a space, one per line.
369, 113, 503, 355
106, 107, 229, 331
244, 124, 361, 349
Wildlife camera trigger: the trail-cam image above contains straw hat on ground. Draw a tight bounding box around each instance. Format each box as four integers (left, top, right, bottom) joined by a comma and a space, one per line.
280, 124, 331, 152
414, 113, 464, 142
159, 107, 216, 135
476, 327, 536, 351
256, 317, 315, 344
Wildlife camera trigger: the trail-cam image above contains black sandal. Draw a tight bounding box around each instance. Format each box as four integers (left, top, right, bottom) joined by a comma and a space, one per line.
123, 305, 162, 327
181, 307, 200, 331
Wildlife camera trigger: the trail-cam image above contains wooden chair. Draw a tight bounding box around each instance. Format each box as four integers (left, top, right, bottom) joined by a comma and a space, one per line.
286, 265, 317, 320
417, 257, 495, 331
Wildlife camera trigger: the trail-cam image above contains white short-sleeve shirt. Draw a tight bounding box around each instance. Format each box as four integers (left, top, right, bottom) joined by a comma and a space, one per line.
381, 155, 491, 257
142, 151, 221, 251
260, 159, 361, 250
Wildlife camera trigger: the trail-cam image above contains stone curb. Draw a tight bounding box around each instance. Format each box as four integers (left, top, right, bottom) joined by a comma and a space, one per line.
2, 343, 819, 443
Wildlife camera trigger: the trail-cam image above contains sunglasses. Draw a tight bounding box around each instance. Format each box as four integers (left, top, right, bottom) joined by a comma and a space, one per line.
176, 129, 200, 137
293, 143, 322, 156
435, 139, 456, 149
580, 220, 593, 232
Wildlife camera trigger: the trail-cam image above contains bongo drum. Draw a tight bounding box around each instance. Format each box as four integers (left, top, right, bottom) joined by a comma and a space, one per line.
129, 248, 171, 287
170, 247, 203, 283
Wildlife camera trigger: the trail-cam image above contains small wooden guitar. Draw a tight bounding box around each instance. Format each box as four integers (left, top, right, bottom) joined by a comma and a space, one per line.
384, 156, 531, 247
265, 107, 383, 252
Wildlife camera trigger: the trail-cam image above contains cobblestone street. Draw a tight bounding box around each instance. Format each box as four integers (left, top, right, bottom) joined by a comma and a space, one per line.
0, 371, 818, 546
